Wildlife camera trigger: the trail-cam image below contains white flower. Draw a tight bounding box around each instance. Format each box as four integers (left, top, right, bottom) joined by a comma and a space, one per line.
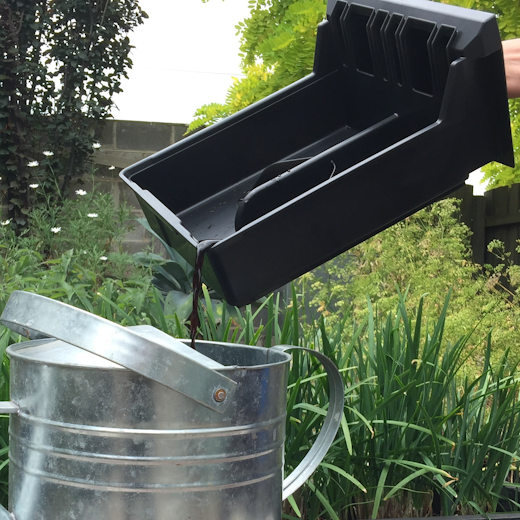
51, 227, 61, 233
87, 213, 98, 218
0, 177, 2, 181
75, 189, 87, 196
108, 165, 115, 170
28, 161, 39, 167
29, 183, 39, 189
92, 142, 101, 149
1, 219, 12, 226
82, 250, 87, 254
43, 151, 54, 157
99, 256, 108, 261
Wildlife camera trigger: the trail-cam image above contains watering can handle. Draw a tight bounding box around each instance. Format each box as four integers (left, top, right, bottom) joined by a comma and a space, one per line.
0, 291, 237, 413
271, 346, 345, 500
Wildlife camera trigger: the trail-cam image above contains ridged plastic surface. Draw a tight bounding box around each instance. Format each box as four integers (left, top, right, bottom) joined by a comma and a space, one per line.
121, 0, 513, 306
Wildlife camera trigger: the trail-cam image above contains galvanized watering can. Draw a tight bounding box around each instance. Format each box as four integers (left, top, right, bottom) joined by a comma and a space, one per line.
0, 291, 343, 520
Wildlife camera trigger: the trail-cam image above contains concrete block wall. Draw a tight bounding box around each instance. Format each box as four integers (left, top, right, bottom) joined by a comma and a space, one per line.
92, 119, 188, 254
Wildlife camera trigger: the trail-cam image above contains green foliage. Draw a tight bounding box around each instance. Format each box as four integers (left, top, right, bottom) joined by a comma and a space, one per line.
234, 0, 325, 95
298, 198, 520, 373
188, 0, 326, 131
133, 218, 236, 324
187, 102, 231, 134
0, 0, 147, 225
484, 236, 520, 305
0, 177, 134, 276
283, 292, 520, 519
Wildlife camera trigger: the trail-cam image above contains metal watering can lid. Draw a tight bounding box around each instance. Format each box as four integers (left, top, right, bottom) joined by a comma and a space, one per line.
1, 291, 237, 413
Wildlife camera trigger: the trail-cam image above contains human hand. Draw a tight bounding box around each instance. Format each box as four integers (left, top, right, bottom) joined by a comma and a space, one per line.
503, 38, 520, 98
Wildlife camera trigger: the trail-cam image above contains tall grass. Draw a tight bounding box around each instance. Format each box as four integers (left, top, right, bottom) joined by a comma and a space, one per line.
158, 282, 520, 519
280, 290, 520, 519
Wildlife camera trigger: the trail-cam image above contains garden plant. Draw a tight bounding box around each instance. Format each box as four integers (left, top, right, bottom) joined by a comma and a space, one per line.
299, 198, 520, 375
281, 291, 520, 519
0, 0, 147, 226
0, 194, 520, 518
1, 0, 520, 516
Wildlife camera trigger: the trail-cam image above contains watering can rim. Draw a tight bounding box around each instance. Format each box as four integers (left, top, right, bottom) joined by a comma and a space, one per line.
6, 338, 292, 372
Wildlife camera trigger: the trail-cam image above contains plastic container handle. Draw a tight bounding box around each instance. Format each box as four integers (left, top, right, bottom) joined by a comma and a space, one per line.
0, 291, 237, 413
271, 346, 345, 500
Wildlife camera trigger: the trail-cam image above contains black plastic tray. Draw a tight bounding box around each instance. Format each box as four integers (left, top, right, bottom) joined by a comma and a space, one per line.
121, 0, 513, 307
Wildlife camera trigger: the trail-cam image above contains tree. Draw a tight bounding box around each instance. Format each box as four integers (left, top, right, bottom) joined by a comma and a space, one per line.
189, 0, 326, 132
0, 0, 147, 226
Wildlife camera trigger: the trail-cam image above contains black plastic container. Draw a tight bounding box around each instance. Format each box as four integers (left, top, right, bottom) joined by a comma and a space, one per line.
121, 0, 513, 307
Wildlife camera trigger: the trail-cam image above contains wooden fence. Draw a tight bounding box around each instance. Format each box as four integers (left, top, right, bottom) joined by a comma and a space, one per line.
449, 183, 520, 267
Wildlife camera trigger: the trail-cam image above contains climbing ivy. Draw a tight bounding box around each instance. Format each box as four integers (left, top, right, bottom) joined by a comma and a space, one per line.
0, 0, 147, 226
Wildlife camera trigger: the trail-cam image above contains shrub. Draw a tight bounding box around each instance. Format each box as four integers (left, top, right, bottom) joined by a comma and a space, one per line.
298, 199, 520, 373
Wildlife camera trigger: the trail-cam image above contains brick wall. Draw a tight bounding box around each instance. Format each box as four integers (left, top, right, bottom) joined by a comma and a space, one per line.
92, 120, 187, 254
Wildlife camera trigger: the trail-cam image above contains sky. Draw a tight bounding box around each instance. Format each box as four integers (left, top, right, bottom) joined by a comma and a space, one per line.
112, 0, 487, 194
112, 0, 250, 125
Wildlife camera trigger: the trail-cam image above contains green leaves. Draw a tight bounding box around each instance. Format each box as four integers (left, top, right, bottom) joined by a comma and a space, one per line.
270, 31, 296, 51
190, 0, 325, 130
279, 287, 520, 518
0, 0, 147, 224
300, 198, 520, 372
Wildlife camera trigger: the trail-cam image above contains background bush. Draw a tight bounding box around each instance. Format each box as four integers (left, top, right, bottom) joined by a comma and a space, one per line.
299, 198, 520, 376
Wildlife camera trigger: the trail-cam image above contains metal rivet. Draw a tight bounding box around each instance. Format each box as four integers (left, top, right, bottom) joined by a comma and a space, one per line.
214, 389, 227, 402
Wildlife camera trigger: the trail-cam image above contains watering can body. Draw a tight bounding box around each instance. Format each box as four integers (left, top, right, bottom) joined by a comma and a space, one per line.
6, 339, 288, 520
0, 292, 344, 520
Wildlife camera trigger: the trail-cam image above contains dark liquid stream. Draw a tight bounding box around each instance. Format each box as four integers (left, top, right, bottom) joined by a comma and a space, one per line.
189, 241, 216, 350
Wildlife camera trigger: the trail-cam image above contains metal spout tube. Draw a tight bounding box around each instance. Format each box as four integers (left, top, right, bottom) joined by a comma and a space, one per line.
0, 402, 19, 414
